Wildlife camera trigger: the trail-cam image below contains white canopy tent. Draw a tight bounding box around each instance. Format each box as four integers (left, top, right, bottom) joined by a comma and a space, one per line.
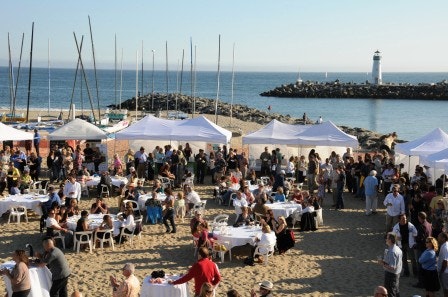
421, 148, 448, 170
294, 121, 359, 148
0, 122, 34, 141
242, 119, 309, 145
116, 115, 231, 144
395, 128, 448, 157
48, 118, 108, 140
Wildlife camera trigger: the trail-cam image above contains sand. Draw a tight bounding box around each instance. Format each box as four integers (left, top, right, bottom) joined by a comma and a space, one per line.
0, 109, 424, 296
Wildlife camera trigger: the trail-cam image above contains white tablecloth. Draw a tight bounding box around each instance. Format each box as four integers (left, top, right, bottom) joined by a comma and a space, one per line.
213, 226, 262, 249
0, 194, 48, 216
85, 176, 128, 188
265, 202, 301, 219
140, 275, 190, 297
1, 261, 52, 297
138, 193, 166, 210
66, 214, 121, 236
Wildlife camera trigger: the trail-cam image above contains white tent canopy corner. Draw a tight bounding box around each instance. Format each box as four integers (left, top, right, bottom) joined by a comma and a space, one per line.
48, 118, 108, 140
242, 119, 309, 145
0, 122, 34, 141
294, 121, 359, 148
395, 128, 448, 157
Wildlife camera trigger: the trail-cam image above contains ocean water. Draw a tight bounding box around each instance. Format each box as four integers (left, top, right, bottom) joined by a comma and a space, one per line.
1, 66, 448, 141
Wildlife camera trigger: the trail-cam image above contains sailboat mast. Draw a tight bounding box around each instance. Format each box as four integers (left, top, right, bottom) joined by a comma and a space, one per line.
141, 40, 144, 97
190, 37, 193, 118
135, 50, 139, 121
68, 36, 84, 120
73, 32, 96, 123
25, 22, 34, 123
114, 34, 117, 106
7, 33, 15, 115
165, 41, 169, 113
230, 43, 235, 126
214, 34, 221, 125
13, 33, 25, 117
151, 49, 155, 110
119, 48, 123, 110
48, 39, 51, 114
193, 45, 197, 118
88, 16, 101, 122
178, 49, 185, 115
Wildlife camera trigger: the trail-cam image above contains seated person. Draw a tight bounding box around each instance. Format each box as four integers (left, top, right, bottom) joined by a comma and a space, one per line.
10, 180, 20, 195
252, 183, 266, 201
264, 209, 278, 232
145, 192, 163, 224
41, 185, 62, 214
251, 224, 277, 262
235, 206, 254, 226
153, 179, 164, 194
97, 171, 112, 196
66, 198, 80, 217
274, 187, 286, 202
185, 186, 201, 212
300, 200, 317, 231
90, 197, 109, 214
159, 163, 175, 180
123, 183, 138, 201
252, 193, 271, 220
272, 170, 285, 192
46, 209, 73, 247
194, 221, 212, 248
95, 214, 114, 241
117, 205, 136, 243
75, 210, 90, 241
243, 186, 255, 206
19, 168, 33, 193
290, 187, 304, 204
56, 205, 68, 224
190, 211, 205, 235
233, 190, 248, 218
274, 216, 294, 254
247, 169, 257, 185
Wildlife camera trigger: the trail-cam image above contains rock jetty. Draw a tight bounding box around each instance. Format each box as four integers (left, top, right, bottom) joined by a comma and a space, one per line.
260, 80, 448, 99
110, 93, 404, 151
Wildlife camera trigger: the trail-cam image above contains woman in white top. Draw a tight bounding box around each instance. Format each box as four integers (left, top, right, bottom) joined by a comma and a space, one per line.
286, 156, 295, 178
120, 206, 135, 235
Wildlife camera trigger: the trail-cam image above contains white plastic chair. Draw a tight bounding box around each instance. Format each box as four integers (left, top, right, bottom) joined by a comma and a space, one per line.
100, 185, 110, 199
31, 181, 45, 194
253, 243, 276, 266
119, 218, 142, 247
94, 229, 115, 250
213, 214, 229, 225
291, 210, 302, 228
315, 208, 323, 226
123, 199, 140, 211
193, 200, 207, 213
8, 206, 28, 223
73, 231, 93, 253
159, 176, 173, 189
260, 176, 270, 186
212, 239, 232, 263
53, 230, 66, 249
228, 193, 237, 208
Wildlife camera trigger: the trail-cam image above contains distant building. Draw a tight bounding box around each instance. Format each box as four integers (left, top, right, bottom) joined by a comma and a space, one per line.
372, 50, 382, 85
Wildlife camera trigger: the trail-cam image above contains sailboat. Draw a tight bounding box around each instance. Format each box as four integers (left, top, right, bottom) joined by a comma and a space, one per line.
223, 43, 242, 137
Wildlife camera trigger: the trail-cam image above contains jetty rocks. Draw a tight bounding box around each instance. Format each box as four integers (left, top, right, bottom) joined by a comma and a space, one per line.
111, 93, 404, 151
260, 80, 448, 100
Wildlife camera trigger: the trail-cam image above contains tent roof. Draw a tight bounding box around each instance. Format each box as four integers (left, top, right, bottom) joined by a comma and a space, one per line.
395, 128, 448, 156
294, 121, 359, 147
421, 148, 448, 170
49, 118, 108, 140
242, 119, 309, 145
0, 122, 34, 141
116, 115, 231, 144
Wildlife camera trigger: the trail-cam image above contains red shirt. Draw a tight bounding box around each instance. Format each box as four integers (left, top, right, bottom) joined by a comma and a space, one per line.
171, 258, 221, 294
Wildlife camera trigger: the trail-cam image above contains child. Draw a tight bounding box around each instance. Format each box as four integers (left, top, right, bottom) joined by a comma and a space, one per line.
317, 171, 326, 206
274, 187, 286, 202
174, 191, 186, 222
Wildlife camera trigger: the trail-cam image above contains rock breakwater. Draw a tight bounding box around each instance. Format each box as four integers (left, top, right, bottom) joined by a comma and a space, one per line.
111, 93, 405, 150
260, 80, 448, 100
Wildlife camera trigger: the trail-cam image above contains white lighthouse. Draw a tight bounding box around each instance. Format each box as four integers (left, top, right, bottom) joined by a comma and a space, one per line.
372, 50, 382, 85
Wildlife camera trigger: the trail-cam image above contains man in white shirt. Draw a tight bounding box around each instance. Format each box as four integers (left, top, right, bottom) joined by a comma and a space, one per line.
437, 232, 448, 296
63, 176, 81, 203
186, 186, 201, 211
233, 190, 248, 217
383, 186, 405, 233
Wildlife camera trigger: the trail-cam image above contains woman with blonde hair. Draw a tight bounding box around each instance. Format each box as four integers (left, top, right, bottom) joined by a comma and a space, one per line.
174, 191, 186, 222
418, 236, 440, 297
198, 282, 214, 297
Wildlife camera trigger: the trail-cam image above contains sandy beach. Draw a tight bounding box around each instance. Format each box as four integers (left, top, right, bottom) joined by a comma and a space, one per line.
0, 109, 424, 297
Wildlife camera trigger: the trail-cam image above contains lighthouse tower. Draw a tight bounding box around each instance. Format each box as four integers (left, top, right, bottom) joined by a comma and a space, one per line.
372, 50, 382, 85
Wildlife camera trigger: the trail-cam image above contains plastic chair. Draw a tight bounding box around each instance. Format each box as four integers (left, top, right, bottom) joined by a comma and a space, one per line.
53, 231, 66, 249
31, 181, 45, 194
291, 210, 302, 228
212, 239, 232, 263
228, 193, 237, 208
119, 218, 142, 247
193, 200, 207, 213
94, 229, 115, 250
253, 243, 276, 266
73, 231, 93, 253
260, 176, 270, 186
100, 185, 110, 199
315, 208, 323, 226
8, 206, 28, 223
213, 214, 229, 225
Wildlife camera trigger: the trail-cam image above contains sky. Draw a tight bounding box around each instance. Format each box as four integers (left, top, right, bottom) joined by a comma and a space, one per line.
1, 0, 448, 72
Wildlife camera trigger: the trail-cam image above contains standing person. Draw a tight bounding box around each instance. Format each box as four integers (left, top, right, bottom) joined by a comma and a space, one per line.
169, 247, 221, 296
250, 280, 274, 297
414, 212, 433, 288
239, 152, 249, 180
38, 238, 71, 297
134, 147, 148, 179
33, 129, 41, 156
307, 155, 318, 193
275, 148, 282, 174
335, 166, 346, 210
260, 147, 271, 177
392, 214, 418, 277
195, 149, 208, 184
364, 170, 379, 216
63, 176, 81, 205
437, 232, 448, 297
162, 188, 176, 233
109, 263, 140, 297
214, 153, 227, 183
0, 250, 31, 297
383, 186, 405, 233
418, 236, 440, 297
378, 232, 402, 297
